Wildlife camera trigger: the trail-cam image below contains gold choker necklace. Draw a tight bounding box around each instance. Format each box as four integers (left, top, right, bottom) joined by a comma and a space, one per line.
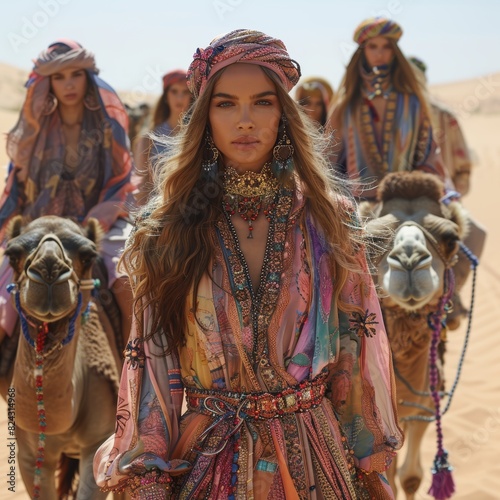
223, 163, 279, 197
223, 163, 279, 238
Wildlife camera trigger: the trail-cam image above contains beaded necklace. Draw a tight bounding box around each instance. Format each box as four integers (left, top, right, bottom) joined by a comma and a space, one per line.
218, 186, 300, 384
359, 62, 393, 100
222, 162, 279, 238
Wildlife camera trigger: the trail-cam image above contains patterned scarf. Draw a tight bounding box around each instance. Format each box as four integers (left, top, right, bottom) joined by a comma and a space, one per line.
339, 92, 434, 199
187, 29, 301, 97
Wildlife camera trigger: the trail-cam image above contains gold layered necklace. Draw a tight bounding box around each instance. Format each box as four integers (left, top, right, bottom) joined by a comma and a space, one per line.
222, 162, 279, 238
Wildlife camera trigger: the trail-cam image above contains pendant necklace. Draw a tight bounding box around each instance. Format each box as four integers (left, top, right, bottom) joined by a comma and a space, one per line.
222, 162, 279, 238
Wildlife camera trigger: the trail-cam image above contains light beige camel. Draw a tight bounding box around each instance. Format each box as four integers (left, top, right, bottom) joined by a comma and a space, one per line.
361, 172, 469, 500
1, 216, 121, 499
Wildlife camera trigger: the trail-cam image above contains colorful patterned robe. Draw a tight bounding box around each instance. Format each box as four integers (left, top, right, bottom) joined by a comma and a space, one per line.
333, 92, 447, 199
94, 188, 403, 499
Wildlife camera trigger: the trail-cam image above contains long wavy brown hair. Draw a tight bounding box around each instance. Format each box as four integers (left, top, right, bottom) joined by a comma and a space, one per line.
122, 66, 365, 353
151, 88, 171, 130
329, 40, 431, 131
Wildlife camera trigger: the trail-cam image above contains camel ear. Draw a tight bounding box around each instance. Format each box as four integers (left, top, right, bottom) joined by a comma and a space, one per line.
84, 218, 104, 247
5, 216, 24, 240
358, 201, 379, 220
447, 201, 470, 240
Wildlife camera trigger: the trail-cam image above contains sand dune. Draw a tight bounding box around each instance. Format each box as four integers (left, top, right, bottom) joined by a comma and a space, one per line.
0, 61, 498, 498
431, 72, 500, 116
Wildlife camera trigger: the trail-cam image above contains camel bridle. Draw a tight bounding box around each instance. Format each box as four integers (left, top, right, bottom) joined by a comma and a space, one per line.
391, 220, 459, 270
6, 232, 99, 355
385, 223, 479, 494
5, 232, 102, 499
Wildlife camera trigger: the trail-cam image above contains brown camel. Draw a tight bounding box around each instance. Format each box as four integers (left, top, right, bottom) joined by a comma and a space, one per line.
360, 172, 469, 500
1, 216, 121, 499
124, 102, 151, 151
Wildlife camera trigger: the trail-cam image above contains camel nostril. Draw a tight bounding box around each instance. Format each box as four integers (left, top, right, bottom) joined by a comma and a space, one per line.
388, 248, 432, 271
26, 268, 44, 284
28, 257, 72, 285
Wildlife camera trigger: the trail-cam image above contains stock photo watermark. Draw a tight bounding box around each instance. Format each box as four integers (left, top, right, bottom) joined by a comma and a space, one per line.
125, 65, 164, 107
451, 406, 500, 463
213, 0, 245, 20
8, 0, 72, 52
6, 387, 17, 493
453, 74, 500, 119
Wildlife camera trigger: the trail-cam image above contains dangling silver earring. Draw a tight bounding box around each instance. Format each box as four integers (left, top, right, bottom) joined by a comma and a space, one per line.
83, 91, 100, 111
42, 92, 58, 115
201, 130, 219, 181
272, 113, 294, 174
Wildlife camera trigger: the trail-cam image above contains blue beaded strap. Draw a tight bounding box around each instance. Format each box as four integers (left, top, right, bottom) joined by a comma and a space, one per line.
6, 283, 83, 351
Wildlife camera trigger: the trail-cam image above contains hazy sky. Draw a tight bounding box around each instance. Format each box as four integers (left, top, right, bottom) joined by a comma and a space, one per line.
1, 0, 498, 101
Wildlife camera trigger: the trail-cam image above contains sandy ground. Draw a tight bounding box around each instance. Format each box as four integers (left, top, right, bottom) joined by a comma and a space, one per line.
0, 63, 498, 498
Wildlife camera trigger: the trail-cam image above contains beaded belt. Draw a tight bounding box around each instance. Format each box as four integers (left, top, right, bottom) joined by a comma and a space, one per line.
186, 372, 327, 456
187, 371, 327, 421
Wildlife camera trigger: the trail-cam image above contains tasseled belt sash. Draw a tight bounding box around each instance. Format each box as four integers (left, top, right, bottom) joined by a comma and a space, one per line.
185, 370, 328, 456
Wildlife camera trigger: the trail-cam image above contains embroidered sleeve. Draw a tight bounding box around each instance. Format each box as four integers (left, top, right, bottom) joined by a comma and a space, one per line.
93, 315, 190, 497
332, 250, 403, 474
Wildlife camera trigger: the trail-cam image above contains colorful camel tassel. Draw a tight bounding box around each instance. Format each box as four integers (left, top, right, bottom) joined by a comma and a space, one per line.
427, 269, 456, 500
428, 451, 455, 500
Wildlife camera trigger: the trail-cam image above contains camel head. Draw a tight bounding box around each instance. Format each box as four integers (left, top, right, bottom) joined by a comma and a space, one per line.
124, 102, 151, 145
4, 216, 102, 326
361, 172, 469, 313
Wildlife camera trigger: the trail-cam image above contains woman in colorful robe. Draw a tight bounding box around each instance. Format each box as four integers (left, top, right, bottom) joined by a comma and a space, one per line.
134, 69, 193, 205
0, 39, 135, 345
94, 29, 403, 499
328, 18, 447, 200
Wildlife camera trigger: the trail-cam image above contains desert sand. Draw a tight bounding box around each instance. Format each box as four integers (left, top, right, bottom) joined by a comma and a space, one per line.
0, 62, 498, 499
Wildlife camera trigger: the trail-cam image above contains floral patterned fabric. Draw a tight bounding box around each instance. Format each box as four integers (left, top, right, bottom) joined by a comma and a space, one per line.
94, 186, 403, 499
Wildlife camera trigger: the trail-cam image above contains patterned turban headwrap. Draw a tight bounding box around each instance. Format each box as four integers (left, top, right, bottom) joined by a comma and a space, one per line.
187, 29, 301, 98
33, 38, 98, 76
162, 69, 187, 91
296, 77, 334, 110
353, 17, 403, 45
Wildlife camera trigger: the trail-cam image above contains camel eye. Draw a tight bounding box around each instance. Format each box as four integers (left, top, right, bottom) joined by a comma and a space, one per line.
79, 247, 97, 268
4, 245, 24, 270
444, 235, 459, 254
448, 239, 458, 251
8, 255, 19, 268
